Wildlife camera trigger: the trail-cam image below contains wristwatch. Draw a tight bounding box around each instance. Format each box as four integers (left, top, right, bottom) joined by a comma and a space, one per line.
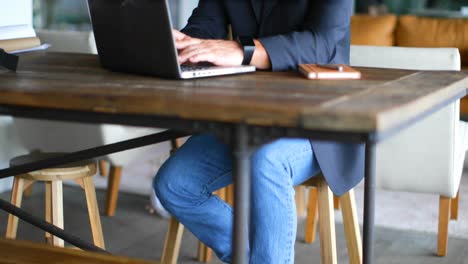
237, 36, 256, 65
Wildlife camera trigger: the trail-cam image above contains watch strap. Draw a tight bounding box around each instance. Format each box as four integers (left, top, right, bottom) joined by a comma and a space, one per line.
238, 36, 255, 65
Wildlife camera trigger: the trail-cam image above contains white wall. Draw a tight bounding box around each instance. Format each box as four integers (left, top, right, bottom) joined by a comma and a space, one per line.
177, 0, 198, 29
0, 117, 27, 193
0, 0, 33, 27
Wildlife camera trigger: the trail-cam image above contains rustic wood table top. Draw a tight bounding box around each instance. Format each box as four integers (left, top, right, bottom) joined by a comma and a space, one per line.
0, 238, 158, 264
0, 52, 467, 134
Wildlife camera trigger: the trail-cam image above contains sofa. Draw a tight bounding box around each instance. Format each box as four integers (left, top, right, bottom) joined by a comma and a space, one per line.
351, 14, 468, 114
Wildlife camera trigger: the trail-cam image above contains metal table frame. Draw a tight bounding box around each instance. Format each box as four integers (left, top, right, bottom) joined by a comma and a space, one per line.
0, 88, 465, 263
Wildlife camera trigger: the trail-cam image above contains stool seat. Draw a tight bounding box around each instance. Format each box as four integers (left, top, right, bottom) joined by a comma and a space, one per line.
10, 153, 96, 181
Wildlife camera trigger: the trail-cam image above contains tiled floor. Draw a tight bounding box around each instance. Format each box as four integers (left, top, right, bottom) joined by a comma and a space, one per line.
0, 184, 467, 264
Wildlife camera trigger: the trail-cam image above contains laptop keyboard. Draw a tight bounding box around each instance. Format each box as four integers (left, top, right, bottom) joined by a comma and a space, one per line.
180, 64, 214, 72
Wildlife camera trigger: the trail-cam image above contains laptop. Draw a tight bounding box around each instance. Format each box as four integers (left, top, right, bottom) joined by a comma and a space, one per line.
87, 0, 256, 79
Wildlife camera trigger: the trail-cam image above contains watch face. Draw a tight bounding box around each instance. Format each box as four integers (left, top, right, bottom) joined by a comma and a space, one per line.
239, 36, 255, 47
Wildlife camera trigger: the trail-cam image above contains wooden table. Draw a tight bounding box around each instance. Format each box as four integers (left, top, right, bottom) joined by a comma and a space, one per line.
1, 52, 468, 264
0, 238, 158, 264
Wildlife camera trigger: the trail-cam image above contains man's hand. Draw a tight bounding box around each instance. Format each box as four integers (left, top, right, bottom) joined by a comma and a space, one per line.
173, 29, 243, 66
172, 29, 271, 69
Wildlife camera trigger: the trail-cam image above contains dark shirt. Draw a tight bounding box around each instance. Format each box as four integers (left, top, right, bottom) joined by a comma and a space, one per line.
182, 0, 353, 71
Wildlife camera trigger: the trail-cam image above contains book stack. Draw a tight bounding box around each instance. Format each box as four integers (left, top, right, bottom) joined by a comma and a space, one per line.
0, 25, 41, 53
0, 0, 41, 53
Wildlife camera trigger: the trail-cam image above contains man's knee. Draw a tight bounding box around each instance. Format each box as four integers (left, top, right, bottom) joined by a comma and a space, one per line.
153, 167, 178, 213
252, 142, 290, 174
153, 158, 209, 213
251, 144, 290, 188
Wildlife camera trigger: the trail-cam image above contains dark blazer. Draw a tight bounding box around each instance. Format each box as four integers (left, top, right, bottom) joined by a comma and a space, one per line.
182, 0, 364, 195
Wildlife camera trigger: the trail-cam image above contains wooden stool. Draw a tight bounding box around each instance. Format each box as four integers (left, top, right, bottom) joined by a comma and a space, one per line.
5, 153, 105, 249
303, 176, 362, 264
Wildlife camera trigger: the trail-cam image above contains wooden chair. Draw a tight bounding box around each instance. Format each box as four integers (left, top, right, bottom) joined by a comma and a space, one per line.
161, 139, 361, 264
5, 153, 105, 249
305, 46, 467, 257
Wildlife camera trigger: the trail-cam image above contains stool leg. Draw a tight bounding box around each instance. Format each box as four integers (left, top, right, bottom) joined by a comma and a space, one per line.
317, 178, 337, 264
82, 176, 106, 249
295, 186, 307, 218
45, 181, 53, 245
161, 217, 184, 264
6, 177, 26, 239
333, 195, 340, 210
305, 187, 318, 244
105, 165, 122, 217
340, 190, 362, 264
23, 181, 34, 198
226, 184, 235, 206
98, 160, 109, 177
51, 180, 64, 247
198, 243, 213, 263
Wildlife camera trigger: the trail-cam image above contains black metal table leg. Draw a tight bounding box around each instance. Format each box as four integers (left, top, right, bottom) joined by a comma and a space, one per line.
233, 124, 250, 264
363, 142, 376, 264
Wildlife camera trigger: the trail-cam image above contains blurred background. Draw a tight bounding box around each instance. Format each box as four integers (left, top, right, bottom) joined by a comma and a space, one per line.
32, 0, 197, 31
32, 0, 468, 32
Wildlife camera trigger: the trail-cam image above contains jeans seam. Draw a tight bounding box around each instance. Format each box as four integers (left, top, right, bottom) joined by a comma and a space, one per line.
284, 184, 294, 264
201, 170, 232, 196
213, 195, 234, 214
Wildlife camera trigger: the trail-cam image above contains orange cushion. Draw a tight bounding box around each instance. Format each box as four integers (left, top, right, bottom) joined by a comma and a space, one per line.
397, 15, 468, 66
351, 15, 397, 46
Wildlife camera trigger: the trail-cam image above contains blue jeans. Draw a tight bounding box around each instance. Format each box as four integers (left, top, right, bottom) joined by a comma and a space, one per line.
153, 134, 320, 263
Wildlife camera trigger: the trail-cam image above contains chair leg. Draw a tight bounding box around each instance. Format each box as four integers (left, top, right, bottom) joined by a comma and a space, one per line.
105, 165, 122, 217
6, 177, 26, 239
450, 190, 460, 221
44, 181, 53, 245
161, 217, 185, 264
438, 196, 451, 257
317, 178, 337, 264
304, 187, 318, 244
51, 180, 64, 247
340, 190, 362, 264
295, 186, 307, 218
82, 176, 106, 249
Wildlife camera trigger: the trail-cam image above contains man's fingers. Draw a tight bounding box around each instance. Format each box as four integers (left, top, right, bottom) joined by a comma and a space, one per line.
189, 52, 216, 64
175, 38, 202, 50
172, 29, 186, 41
179, 46, 207, 62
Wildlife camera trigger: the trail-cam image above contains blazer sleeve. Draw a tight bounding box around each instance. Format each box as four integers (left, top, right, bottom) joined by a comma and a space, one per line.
181, 0, 229, 39
259, 0, 352, 71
